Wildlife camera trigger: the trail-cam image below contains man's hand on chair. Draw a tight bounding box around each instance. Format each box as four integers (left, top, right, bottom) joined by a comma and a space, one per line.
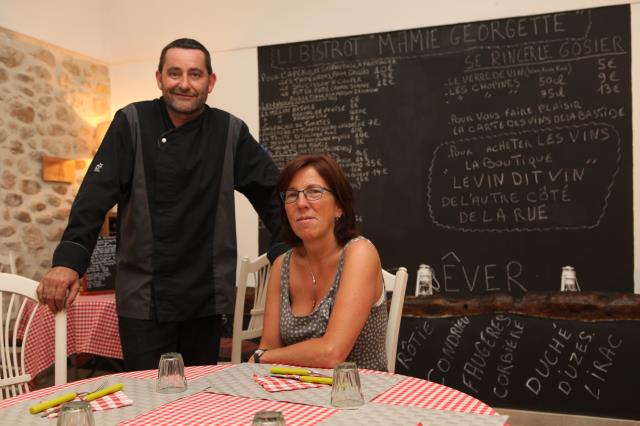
37, 266, 80, 313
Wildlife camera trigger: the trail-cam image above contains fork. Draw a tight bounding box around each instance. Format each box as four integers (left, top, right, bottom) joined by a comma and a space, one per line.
78, 381, 108, 398
40, 381, 107, 417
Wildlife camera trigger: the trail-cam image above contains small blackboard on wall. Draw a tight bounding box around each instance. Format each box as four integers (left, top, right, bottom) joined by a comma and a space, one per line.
258, 5, 633, 294
396, 315, 640, 420
83, 235, 116, 294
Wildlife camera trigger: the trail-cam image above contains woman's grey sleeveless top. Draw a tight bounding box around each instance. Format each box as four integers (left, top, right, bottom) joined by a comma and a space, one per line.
279, 237, 388, 371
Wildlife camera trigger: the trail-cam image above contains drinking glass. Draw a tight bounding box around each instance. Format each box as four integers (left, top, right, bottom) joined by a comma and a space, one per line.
56, 400, 95, 426
331, 362, 364, 409
156, 352, 187, 394
252, 410, 286, 425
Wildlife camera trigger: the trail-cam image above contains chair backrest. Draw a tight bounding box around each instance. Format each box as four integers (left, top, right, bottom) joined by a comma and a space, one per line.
231, 254, 271, 364
0, 252, 17, 274
0, 273, 67, 399
0, 253, 19, 323
382, 267, 408, 373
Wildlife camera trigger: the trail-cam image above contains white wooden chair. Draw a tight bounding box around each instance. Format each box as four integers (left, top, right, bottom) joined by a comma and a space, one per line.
231, 254, 271, 364
0, 273, 67, 399
0, 252, 17, 274
383, 267, 408, 373
0, 252, 20, 325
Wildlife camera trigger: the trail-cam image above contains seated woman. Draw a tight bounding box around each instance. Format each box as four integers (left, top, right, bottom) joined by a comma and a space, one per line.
251, 154, 388, 371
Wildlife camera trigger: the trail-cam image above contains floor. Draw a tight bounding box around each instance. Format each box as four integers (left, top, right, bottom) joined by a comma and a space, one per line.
494, 407, 638, 426
33, 358, 639, 425
33, 355, 122, 389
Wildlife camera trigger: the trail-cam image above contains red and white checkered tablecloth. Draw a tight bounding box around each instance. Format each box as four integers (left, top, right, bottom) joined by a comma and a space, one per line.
372, 375, 498, 415
20, 294, 122, 379
116, 366, 503, 425
0, 366, 224, 411
0, 365, 506, 425
121, 391, 338, 426
117, 364, 230, 380
0, 375, 105, 409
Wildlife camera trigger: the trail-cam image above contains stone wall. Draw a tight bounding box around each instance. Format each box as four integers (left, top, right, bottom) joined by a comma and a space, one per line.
0, 27, 110, 280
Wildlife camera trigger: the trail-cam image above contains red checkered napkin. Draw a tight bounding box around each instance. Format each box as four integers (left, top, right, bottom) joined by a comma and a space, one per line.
252, 373, 322, 392
44, 391, 133, 418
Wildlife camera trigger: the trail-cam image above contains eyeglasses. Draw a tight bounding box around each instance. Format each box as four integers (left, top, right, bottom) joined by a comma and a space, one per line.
280, 186, 332, 204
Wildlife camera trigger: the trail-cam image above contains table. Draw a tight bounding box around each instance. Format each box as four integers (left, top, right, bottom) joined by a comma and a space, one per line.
0, 364, 509, 425
21, 294, 122, 379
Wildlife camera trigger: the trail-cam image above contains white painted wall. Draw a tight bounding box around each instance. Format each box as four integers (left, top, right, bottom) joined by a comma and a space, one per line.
0, 0, 110, 61
3, 0, 639, 290
26, 0, 629, 60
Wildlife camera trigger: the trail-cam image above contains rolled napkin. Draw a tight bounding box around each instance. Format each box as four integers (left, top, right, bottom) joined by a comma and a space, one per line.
253, 373, 323, 392
271, 374, 333, 385
270, 367, 313, 376
29, 392, 77, 414
85, 383, 124, 401
43, 391, 133, 418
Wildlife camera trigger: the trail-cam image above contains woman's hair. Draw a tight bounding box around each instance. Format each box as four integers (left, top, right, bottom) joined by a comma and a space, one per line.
277, 154, 359, 247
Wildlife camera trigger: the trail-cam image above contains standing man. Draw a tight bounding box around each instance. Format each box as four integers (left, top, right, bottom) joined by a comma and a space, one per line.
37, 38, 285, 370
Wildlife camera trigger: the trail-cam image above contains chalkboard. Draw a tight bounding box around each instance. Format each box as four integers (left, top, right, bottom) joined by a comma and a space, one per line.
396, 315, 640, 420
258, 5, 633, 294
83, 235, 116, 293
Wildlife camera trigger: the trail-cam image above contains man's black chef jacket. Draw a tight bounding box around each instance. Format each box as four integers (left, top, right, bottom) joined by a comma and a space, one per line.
52, 98, 283, 321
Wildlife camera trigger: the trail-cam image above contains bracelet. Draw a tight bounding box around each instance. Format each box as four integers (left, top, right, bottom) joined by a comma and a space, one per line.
252, 349, 267, 363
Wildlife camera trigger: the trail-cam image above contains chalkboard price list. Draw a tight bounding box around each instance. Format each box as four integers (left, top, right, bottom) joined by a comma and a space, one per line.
85, 235, 116, 292
259, 4, 632, 295
260, 58, 396, 191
